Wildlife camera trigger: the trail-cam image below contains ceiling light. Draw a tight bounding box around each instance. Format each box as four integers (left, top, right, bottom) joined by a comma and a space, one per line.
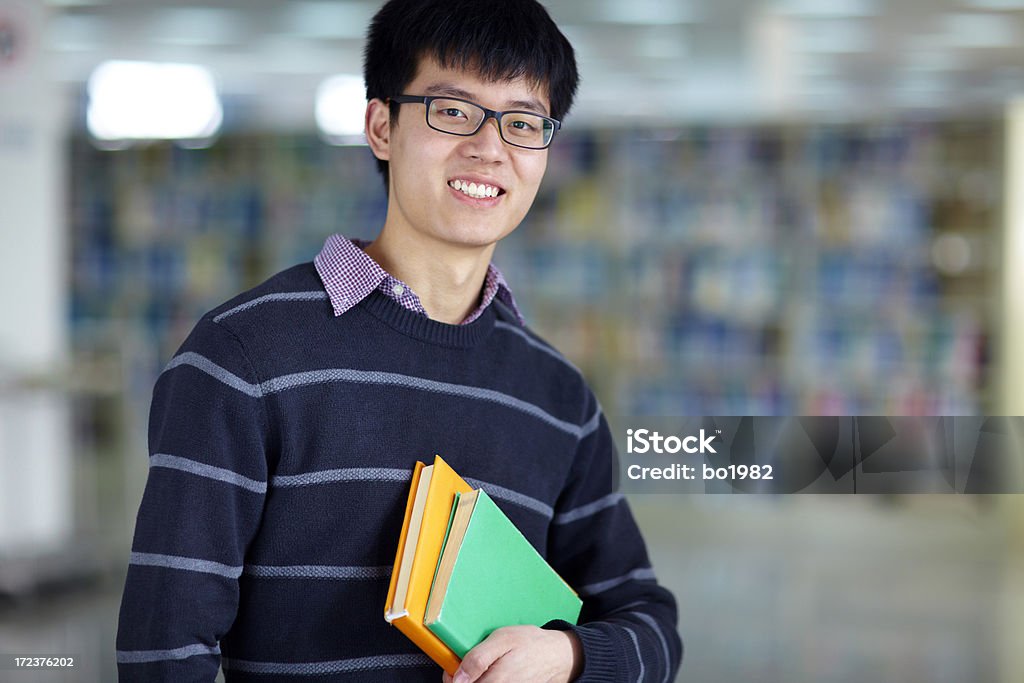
87, 61, 223, 143
316, 74, 367, 145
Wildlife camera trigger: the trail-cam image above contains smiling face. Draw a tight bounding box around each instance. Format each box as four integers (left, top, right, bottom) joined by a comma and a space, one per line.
366, 58, 551, 253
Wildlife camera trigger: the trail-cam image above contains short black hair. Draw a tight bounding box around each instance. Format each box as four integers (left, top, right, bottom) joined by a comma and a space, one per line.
363, 0, 579, 184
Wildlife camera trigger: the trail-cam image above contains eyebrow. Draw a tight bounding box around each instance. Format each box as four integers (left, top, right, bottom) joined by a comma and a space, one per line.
423, 83, 549, 116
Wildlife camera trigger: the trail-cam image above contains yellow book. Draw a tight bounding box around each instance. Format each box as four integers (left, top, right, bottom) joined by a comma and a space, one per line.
384, 455, 471, 674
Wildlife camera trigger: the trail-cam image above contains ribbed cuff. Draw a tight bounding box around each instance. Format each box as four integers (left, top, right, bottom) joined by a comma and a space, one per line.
544, 620, 625, 682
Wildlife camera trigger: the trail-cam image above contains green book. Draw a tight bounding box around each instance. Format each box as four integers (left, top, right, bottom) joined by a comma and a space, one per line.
424, 489, 583, 657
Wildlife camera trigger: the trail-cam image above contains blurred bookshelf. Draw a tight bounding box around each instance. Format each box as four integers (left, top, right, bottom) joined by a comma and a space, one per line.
68, 119, 1000, 435
502, 121, 998, 416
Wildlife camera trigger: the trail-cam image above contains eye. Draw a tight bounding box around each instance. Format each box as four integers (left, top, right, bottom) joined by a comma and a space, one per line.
509, 120, 534, 131
439, 107, 467, 120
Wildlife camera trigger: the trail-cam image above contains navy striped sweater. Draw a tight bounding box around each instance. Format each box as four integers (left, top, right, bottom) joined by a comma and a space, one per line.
116, 262, 682, 682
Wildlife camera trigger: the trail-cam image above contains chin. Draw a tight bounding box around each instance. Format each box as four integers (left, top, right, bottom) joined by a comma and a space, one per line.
444, 235, 506, 250
437, 224, 515, 249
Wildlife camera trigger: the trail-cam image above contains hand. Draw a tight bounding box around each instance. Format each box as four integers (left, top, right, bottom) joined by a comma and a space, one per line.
441, 625, 582, 683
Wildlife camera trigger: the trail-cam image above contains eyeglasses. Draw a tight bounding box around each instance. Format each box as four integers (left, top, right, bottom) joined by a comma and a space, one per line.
390, 94, 560, 150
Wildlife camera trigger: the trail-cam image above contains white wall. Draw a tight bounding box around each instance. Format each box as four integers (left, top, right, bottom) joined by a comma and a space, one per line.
1004, 99, 1024, 414
0, 0, 73, 558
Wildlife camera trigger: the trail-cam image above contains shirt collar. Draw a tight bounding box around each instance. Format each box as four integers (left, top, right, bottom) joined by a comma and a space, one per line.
313, 233, 524, 325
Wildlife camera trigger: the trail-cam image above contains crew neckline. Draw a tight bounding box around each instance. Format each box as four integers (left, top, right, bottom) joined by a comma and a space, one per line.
357, 289, 498, 348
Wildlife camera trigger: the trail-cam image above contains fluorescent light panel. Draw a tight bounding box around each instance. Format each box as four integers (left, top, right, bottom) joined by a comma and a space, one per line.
87, 60, 223, 142
316, 74, 367, 144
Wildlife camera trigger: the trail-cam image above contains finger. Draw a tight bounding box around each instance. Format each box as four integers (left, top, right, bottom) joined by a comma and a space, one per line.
475, 628, 574, 683
455, 629, 518, 682
472, 653, 524, 683
442, 672, 453, 683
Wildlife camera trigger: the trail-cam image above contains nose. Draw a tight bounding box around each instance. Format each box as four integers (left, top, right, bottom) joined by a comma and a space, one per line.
463, 116, 507, 162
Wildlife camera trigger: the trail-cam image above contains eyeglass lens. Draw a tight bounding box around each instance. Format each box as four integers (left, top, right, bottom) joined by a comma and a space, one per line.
427, 98, 554, 148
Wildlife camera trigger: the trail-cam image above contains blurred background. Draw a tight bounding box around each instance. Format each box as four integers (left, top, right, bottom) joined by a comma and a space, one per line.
1, 0, 1023, 681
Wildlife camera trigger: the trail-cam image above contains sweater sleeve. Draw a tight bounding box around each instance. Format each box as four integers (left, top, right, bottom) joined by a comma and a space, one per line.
116, 317, 273, 682
545, 398, 683, 682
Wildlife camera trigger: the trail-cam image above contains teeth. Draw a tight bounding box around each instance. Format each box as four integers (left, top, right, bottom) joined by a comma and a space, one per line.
449, 179, 500, 199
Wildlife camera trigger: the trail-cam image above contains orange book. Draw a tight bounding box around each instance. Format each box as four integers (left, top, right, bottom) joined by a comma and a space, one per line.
384, 455, 471, 674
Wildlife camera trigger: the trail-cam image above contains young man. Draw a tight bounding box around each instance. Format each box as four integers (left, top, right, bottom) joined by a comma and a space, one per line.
116, 0, 682, 681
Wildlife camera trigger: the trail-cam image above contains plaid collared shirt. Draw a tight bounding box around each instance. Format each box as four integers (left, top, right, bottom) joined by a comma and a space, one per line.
313, 234, 524, 325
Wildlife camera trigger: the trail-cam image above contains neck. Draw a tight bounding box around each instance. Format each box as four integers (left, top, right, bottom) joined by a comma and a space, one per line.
363, 230, 495, 325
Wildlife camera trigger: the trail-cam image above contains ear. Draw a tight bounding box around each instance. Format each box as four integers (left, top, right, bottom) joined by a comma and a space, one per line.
365, 98, 391, 161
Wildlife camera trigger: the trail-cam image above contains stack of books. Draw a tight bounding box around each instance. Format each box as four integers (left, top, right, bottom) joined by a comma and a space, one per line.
384, 455, 582, 675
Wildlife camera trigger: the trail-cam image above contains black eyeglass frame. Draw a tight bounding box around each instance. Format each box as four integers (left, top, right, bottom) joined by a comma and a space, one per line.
389, 94, 561, 150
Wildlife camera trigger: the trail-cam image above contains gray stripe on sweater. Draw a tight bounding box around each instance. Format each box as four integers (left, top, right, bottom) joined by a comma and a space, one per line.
150, 453, 267, 494
272, 467, 412, 488
165, 353, 591, 439
609, 600, 649, 614
577, 567, 658, 597
631, 611, 673, 683
243, 564, 391, 580
494, 320, 582, 375
221, 653, 434, 675
579, 406, 602, 439
493, 320, 605, 442
116, 643, 220, 664
623, 627, 645, 683
466, 478, 554, 519
213, 291, 328, 322
260, 368, 586, 438
269, 468, 553, 521
553, 492, 624, 525
163, 352, 263, 397
129, 552, 243, 579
